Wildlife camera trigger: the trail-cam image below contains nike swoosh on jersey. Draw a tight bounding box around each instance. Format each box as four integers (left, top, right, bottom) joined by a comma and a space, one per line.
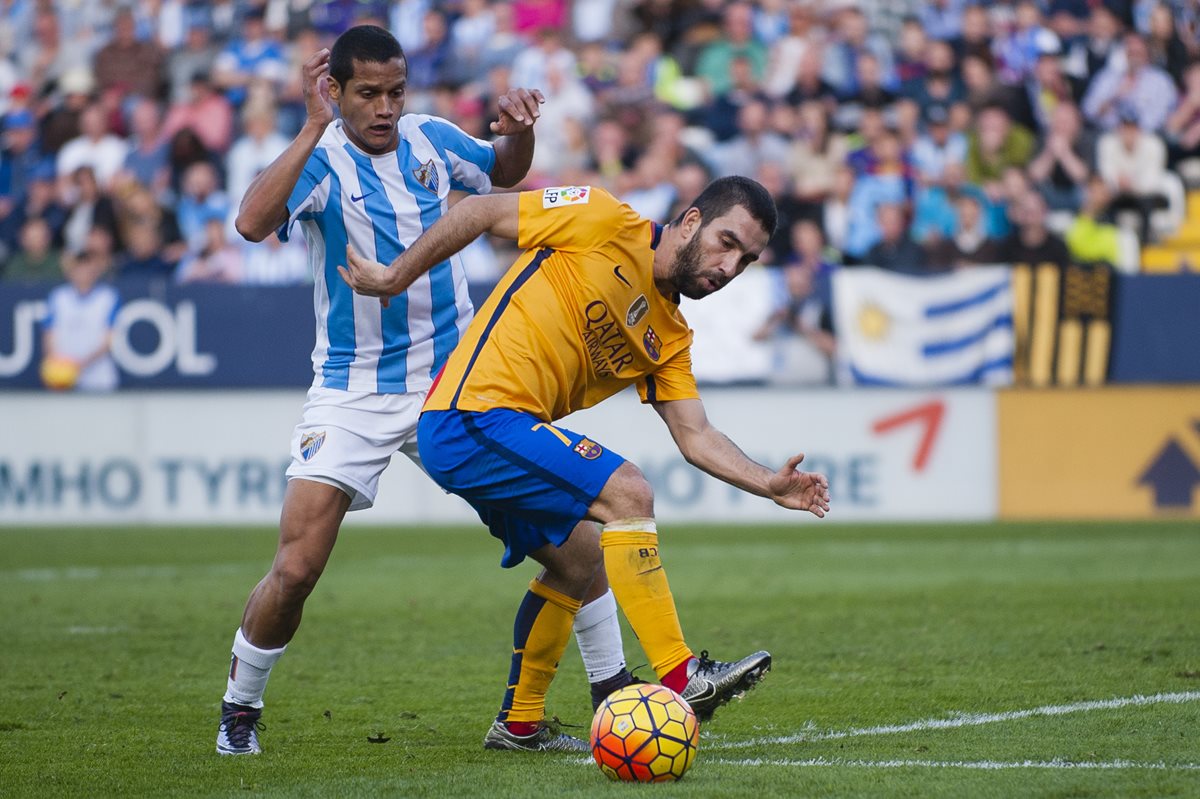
613, 264, 631, 287
351, 190, 376, 203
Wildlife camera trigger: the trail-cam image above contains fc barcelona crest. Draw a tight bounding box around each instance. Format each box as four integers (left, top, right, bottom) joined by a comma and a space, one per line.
643, 326, 661, 361
300, 431, 326, 461
413, 158, 439, 193
574, 438, 603, 460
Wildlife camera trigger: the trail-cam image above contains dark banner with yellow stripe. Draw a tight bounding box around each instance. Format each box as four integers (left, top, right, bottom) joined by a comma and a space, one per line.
1010, 262, 1113, 387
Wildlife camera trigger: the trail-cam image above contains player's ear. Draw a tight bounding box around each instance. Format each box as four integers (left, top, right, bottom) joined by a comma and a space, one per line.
327, 78, 341, 103
681, 206, 703, 239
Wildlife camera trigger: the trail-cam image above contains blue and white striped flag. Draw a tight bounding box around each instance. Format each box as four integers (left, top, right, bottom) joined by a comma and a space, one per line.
832, 266, 1014, 387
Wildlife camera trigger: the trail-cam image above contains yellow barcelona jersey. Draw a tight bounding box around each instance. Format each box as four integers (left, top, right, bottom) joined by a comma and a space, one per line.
424, 186, 699, 421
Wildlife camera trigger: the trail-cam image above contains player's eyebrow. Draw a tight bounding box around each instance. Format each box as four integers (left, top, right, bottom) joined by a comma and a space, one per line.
720, 229, 747, 251
356, 78, 407, 92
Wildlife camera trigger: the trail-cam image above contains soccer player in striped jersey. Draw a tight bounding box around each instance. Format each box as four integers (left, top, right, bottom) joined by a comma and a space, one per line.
339, 178, 831, 751
216, 25, 634, 756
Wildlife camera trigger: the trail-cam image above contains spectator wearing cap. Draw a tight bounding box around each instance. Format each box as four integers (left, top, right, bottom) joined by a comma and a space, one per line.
56, 104, 129, 189
212, 7, 287, 109
1027, 101, 1094, 211
912, 104, 968, 186
1097, 105, 1169, 243
94, 8, 166, 101
1082, 32, 1178, 131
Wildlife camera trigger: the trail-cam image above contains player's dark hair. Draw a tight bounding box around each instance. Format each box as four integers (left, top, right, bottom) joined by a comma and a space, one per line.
330, 25, 405, 87
673, 176, 778, 238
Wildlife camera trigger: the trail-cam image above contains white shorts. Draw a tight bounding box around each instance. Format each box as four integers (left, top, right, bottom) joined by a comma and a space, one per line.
285, 386, 427, 511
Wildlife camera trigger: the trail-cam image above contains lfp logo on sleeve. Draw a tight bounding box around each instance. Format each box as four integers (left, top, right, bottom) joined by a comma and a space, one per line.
543, 186, 590, 208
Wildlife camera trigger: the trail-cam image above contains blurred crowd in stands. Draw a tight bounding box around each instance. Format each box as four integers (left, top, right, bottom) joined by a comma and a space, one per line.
3, 0, 1200, 384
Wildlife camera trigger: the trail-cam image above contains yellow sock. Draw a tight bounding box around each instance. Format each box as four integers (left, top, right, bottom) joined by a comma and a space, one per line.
499, 579, 581, 724
601, 519, 693, 678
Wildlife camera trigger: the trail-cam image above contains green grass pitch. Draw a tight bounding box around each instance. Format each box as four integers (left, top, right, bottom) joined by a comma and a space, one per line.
2, 521, 1199, 797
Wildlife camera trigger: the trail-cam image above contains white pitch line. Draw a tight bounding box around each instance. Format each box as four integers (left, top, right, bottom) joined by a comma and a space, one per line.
709, 691, 1200, 750
708, 757, 1200, 771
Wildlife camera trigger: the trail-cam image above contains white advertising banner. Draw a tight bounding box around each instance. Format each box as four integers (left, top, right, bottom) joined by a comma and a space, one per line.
0, 388, 996, 525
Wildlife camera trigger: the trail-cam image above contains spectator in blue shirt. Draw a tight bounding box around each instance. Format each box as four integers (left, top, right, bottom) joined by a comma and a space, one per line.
212, 8, 287, 108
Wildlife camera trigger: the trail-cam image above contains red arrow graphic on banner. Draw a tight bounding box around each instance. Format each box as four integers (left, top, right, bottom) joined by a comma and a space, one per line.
871, 400, 946, 472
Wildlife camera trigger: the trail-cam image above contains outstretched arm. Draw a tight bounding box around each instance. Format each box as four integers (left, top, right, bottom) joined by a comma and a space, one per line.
652, 397, 831, 517
338, 192, 520, 302
235, 49, 336, 242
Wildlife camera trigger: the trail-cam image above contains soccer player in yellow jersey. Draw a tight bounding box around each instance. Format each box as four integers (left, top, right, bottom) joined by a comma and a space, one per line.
340, 177, 831, 751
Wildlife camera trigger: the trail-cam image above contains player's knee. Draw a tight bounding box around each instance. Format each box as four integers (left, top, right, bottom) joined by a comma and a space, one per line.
271, 556, 323, 603
610, 463, 655, 518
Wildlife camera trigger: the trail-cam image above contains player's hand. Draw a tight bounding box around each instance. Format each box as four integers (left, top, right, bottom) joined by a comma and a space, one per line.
490, 88, 545, 136
303, 48, 335, 128
767, 453, 830, 518
338, 244, 396, 307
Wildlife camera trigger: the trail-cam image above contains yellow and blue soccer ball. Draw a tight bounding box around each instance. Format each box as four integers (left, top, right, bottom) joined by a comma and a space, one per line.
590, 683, 699, 782
40, 355, 81, 390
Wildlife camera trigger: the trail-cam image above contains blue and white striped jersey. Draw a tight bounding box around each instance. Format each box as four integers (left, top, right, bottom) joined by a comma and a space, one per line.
280, 115, 496, 394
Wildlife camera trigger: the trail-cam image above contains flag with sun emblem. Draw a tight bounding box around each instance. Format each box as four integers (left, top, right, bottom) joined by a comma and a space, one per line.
832, 266, 1014, 386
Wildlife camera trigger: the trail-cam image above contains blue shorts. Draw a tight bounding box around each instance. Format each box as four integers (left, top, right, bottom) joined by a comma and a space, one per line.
418, 408, 626, 567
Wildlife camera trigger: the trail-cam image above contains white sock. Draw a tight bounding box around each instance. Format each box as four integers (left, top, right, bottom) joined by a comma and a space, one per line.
573, 589, 626, 683
223, 628, 286, 709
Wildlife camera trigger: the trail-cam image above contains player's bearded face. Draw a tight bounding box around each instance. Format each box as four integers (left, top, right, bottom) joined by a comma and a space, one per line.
670, 228, 720, 300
